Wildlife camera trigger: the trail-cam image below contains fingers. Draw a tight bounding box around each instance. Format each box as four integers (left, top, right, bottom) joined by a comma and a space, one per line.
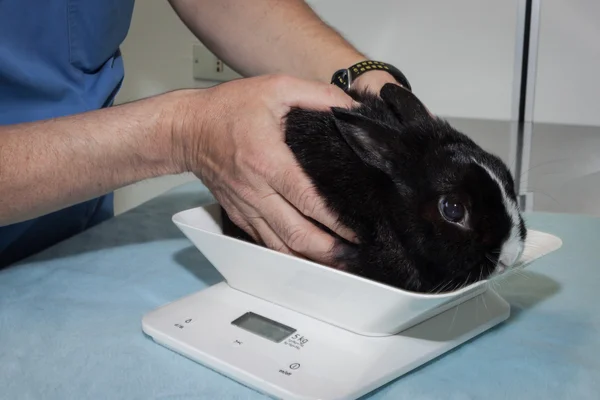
271, 75, 357, 111
255, 191, 340, 266
222, 200, 291, 253
220, 181, 336, 266
227, 208, 263, 243
222, 186, 341, 266
351, 69, 401, 95
267, 148, 358, 245
246, 215, 294, 255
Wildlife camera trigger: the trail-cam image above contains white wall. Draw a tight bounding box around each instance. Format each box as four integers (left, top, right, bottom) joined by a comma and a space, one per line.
307, 0, 521, 121
531, 0, 600, 126
114, 1, 215, 103
113, 0, 523, 214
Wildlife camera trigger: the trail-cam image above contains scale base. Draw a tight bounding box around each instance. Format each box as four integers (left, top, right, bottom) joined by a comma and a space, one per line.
143, 282, 509, 400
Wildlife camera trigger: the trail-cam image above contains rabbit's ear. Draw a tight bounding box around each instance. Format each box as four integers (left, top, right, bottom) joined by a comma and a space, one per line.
331, 107, 398, 175
379, 83, 433, 124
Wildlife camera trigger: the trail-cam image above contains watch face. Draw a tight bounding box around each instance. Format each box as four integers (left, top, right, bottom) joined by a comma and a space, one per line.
332, 68, 350, 90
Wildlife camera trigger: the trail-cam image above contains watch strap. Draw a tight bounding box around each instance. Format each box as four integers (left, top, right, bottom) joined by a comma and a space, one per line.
331, 60, 412, 92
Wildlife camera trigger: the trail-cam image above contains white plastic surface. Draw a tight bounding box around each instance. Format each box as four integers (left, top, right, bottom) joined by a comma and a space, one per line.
171, 203, 563, 336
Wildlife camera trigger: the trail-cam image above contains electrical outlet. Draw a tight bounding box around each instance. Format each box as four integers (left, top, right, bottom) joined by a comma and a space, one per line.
192, 43, 242, 82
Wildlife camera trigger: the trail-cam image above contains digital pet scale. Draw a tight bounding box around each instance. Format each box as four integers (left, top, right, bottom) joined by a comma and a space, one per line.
142, 203, 563, 400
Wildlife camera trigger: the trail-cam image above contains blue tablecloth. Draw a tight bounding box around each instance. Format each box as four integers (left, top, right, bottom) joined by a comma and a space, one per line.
1, 182, 598, 399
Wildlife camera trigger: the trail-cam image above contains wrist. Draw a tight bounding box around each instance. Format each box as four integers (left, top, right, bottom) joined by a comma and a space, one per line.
319, 52, 366, 84
118, 91, 183, 179
329, 58, 410, 94
160, 88, 212, 176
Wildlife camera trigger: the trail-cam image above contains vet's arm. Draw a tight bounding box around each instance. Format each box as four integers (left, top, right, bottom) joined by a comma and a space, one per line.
0, 93, 183, 227
168, 0, 394, 87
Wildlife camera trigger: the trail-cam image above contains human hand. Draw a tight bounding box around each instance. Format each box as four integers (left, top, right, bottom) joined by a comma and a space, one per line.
351, 69, 406, 95
172, 75, 358, 266
351, 69, 434, 116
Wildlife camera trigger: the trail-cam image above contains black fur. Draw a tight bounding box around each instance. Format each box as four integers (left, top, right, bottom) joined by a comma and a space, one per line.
221, 83, 526, 293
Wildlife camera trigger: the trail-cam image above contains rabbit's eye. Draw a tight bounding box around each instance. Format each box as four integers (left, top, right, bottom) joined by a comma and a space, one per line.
439, 197, 465, 223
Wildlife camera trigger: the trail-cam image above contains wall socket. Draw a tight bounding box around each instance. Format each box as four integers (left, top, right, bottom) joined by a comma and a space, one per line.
192, 43, 242, 82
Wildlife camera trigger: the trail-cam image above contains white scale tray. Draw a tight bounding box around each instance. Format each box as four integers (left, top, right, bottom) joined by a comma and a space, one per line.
142, 203, 563, 400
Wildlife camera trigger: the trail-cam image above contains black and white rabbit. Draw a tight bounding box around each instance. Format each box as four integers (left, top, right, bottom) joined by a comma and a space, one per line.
221, 83, 527, 294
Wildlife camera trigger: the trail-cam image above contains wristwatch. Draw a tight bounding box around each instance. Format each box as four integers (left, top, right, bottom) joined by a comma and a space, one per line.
331, 60, 412, 92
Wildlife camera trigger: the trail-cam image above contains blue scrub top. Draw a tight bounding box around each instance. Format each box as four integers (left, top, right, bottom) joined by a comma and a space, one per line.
0, 0, 136, 267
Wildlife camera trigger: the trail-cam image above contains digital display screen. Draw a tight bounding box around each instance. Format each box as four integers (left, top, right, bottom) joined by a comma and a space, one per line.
231, 312, 296, 343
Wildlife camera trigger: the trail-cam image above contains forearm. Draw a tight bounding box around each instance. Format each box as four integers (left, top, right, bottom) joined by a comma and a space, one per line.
0, 92, 183, 226
169, 0, 366, 83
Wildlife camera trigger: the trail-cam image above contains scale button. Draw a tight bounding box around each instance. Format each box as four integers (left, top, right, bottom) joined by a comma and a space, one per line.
289, 363, 300, 370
